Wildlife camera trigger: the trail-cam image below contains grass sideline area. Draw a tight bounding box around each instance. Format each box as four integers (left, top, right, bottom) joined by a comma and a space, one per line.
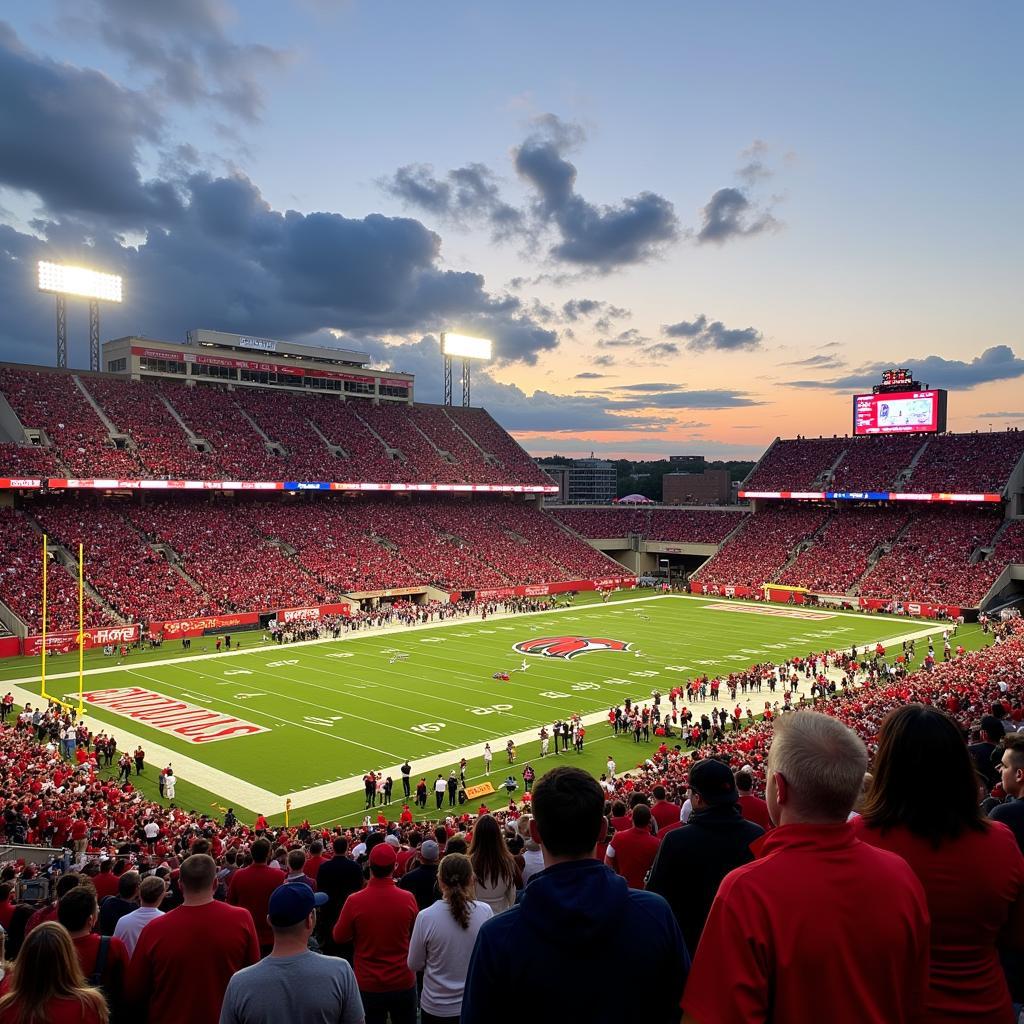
4, 592, 981, 828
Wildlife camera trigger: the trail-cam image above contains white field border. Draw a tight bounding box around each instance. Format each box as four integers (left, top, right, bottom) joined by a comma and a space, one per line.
1, 595, 957, 813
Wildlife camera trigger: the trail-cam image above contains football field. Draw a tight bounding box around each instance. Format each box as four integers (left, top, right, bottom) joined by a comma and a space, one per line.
1, 594, 966, 827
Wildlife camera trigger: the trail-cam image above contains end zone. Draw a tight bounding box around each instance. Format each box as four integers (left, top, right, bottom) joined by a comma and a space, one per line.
703, 603, 836, 621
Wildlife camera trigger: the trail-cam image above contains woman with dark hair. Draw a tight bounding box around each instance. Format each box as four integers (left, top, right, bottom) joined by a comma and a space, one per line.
468, 814, 521, 915
856, 703, 1024, 1023
408, 854, 492, 1024
0, 921, 108, 1024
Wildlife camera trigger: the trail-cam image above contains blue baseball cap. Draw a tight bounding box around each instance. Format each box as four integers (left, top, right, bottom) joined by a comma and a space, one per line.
268, 882, 328, 927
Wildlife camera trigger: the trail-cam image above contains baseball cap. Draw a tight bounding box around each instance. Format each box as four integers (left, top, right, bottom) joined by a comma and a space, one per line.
689, 759, 738, 807
384, 834, 401, 848
268, 882, 327, 927
369, 843, 397, 870
419, 840, 440, 862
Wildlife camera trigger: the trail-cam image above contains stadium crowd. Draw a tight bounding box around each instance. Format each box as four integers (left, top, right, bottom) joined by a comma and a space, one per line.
552, 507, 744, 543
0, 618, 1021, 1022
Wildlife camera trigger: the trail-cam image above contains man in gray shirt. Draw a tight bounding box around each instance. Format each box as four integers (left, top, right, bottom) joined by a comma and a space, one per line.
219, 882, 364, 1024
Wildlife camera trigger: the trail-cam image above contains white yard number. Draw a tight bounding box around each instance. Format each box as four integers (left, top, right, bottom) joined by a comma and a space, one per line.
419, 638, 443, 644
663, 665, 691, 673
267, 659, 299, 668
539, 691, 571, 700
326, 652, 354, 659
571, 681, 600, 691
468, 704, 514, 715
604, 677, 632, 686
223, 668, 252, 676
410, 722, 445, 733
233, 692, 266, 700
304, 715, 344, 727
630, 670, 659, 678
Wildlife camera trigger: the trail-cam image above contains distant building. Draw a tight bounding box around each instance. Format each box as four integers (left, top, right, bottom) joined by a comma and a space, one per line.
662, 469, 731, 505
539, 458, 616, 504
669, 455, 704, 466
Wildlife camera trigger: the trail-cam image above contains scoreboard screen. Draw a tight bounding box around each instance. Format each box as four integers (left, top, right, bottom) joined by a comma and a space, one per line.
853, 390, 947, 435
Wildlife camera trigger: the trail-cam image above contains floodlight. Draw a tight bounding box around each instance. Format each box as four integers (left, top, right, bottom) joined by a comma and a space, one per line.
441, 333, 493, 361
37, 261, 123, 303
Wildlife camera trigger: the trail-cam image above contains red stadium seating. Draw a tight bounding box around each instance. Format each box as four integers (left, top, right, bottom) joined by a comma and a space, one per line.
743, 437, 848, 492
904, 432, 1024, 494
827, 435, 923, 492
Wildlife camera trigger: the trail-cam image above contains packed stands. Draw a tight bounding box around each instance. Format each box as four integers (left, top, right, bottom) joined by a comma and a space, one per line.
83, 377, 215, 480
550, 507, 745, 543
0, 442, 62, 478
746, 429, 1024, 496
409, 405, 510, 484
903, 431, 1024, 494
0, 368, 142, 478
777, 508, 910, 594
692, 504, 830, 588
859, 507, 1004, 607
0, 507, 111, 632
445, 407, 551, 485
357, 403, 463, 484
826, 434, 923, 492
28, 500, 215, 625
742, 436, 847, 492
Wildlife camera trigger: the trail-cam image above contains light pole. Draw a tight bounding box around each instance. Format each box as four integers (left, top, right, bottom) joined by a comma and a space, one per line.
37, 261, 123, 370
440, 333, 493, 407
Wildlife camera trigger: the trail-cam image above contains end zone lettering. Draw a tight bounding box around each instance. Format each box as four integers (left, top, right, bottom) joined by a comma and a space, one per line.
78, 687, 268, 743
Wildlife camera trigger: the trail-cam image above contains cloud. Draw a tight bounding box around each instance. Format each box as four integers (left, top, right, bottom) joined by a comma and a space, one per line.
514, 115, 679, 269
736, 139, 775, 186
593, 354, 616, 367
521, 435, 764, 459
574, 371, 609, 379
641, 342, 680, 362
614, 389, 760, 410
58, 0, 289, 122
611, 383, 682, 392
0, 22, 181, 225
662, 314, 763, 353
379, 162, 525, 241
976, 411, 1024, 419
783, 346, 1024, 391
696, 187, 778, 244
783, 353, 846, 369
561, 298, 630, 322
597, 328, 650, 349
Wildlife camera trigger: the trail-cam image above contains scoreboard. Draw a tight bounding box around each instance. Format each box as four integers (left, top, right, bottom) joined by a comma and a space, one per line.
853, 389, 947, 435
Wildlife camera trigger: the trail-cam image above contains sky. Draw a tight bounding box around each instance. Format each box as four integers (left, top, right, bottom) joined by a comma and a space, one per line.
0, 0, 1021, 460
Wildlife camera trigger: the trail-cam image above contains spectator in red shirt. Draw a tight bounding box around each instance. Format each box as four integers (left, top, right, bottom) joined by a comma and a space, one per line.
682, 712, 930, 1024
126, 854, 259, 1024
57, 885, 129, 1022
735, 769, 774, 831
857, 704, 1024, 1023
227, 838, 285, 956
649, 786, 680, 832
333, 842, 418, 1024
303, 841, 326, 887
92, 859, 118, 902
604, 803, 661, 889
0, 922, 108, 1024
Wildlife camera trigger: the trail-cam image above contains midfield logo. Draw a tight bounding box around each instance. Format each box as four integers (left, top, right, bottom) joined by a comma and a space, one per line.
513, 636, 631, 660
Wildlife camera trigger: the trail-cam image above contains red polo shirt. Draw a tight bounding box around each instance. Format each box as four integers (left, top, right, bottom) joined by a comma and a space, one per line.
651, 800, 681, 832
332, 876, 418, 992
227, 861, 285, 947
738, 792, 774, 831
682, 822, 930, 1024
856, 817, 1024, 1022
606, 826, 661, 889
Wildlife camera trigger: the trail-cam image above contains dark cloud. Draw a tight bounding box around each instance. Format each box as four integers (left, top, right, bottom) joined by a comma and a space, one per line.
612, 383, 681, 392
662, 314, 763, 353
783, 346, 1024, 391
0, 22, 181, 225
597, 328, 650, 349
696, 187, 778, 245
561, 298, 630, 322
593, 354, 616, 368
514, 115, 679, 269
641, 342, 680, 362
783, 353, 846, 369
574, 371, 609, 379
59, 0, 289, 122
379, 163, 525, 241
615, 389, 760, 410
977, 411, 1024, 419
736, 139, 774, 186
521, 436, 763, 459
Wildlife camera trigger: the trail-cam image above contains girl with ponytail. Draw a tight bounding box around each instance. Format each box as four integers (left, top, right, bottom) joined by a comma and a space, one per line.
408, 853, 494, 1024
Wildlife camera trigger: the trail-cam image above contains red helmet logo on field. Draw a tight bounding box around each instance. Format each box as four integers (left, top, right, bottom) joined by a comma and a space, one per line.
513, 636, 631, 660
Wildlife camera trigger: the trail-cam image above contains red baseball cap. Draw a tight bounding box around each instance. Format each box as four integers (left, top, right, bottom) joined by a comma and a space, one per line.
369, 843, 397, 870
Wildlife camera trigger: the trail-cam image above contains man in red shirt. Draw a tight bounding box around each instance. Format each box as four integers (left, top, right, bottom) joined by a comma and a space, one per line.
735, 769, 774, 831
92, 858, 119, 901
650, 786, 680, 832
227, 837, 285, 955
682, 713, 930, 1024
58, 885, 130, 1020
333, 842, 418, 1024
126, 854, 259, 1024
605, 803, 661, 889
303, 840, 326, 886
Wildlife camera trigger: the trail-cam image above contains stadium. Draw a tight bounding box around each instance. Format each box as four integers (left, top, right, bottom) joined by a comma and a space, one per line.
2, 6, 1024, 1024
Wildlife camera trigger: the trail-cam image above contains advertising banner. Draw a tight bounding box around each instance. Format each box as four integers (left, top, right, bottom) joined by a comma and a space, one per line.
22, 624, 140, 657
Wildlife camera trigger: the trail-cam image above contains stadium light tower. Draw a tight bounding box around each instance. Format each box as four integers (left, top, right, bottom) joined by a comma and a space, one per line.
37, 261, 123, 371
441, 332, 493, 407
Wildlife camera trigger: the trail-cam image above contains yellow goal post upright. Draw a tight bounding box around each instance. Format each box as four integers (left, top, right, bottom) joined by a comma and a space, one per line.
38, 532, 79, 716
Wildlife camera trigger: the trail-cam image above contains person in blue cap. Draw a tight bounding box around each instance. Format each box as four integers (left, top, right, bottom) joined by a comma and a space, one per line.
219, 881, 364, 1024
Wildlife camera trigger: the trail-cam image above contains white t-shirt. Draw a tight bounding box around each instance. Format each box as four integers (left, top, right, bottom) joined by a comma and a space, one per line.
112, 905, 164, 957
521, 846, 545, 886
407, 898, 493, 1017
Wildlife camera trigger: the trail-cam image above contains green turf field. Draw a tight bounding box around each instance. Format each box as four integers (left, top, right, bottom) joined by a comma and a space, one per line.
2, 593, 975, 827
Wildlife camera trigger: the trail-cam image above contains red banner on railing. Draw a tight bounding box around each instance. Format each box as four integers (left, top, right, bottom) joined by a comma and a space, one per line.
275, 603, 351, 624
149, 613, 260, 639
475, 576, 637, 600
0, 478, 43, 489
22, 624, 140, 657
